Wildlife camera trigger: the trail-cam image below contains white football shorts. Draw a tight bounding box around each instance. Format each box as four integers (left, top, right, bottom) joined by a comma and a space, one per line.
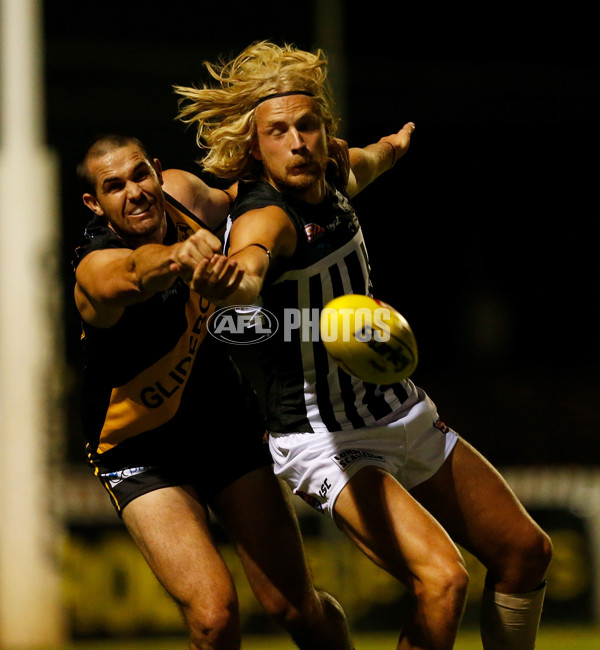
268, 389, 459, 516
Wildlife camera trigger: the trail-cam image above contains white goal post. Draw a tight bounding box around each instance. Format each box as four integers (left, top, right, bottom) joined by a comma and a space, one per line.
0, 0, 66, 646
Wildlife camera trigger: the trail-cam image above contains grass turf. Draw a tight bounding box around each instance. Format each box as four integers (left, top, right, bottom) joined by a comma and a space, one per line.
21, 625, 600, 649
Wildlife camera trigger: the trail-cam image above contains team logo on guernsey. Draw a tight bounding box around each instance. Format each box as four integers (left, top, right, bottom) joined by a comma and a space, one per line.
304, 223, 326, 242
434, 419, 451, 434
207, 305, 279, 344
176, 222, 194, 240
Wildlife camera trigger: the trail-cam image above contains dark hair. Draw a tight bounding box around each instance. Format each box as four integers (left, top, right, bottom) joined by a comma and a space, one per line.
76, 133, 152, 195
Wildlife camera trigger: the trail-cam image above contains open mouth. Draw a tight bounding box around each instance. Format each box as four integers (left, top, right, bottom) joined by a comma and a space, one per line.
129, 204, 152, 218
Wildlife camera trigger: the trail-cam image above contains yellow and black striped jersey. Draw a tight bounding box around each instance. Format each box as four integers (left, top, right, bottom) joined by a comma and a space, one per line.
74, 195, 258, 458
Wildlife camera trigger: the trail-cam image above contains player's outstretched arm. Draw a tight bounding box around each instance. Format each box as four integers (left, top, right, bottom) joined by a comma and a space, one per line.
346, 122, 416, 198
75, 229, 223, 328
189, 205, 296, 307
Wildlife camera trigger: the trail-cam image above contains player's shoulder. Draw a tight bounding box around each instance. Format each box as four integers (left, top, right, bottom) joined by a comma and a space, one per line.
232, 180, 286, 217
163, 168, 231, 231
162, 168, 210, 207
72, 215, 127, 269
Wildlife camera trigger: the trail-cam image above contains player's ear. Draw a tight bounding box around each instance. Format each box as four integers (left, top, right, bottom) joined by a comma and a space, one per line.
82, 193, 104, 216
152, 158, 164, 185
250, 137, 262, 161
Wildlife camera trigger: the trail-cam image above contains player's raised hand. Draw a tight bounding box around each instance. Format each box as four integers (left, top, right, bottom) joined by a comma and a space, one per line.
189, 254, 244, 302
379, 122, 416, 164
170, 229, 222, 280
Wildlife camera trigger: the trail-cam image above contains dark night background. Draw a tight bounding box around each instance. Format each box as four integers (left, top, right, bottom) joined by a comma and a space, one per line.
43, 1, 599, 468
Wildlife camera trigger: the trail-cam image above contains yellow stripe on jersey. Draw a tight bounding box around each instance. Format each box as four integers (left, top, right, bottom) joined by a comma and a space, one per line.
96, 294, 213, 453
165, 199, 207, 241
95, 196, 213, 453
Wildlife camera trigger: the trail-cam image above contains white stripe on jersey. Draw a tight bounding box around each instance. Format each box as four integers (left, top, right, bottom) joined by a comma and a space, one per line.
271, 228, 368, 286
275, 229, 410, 432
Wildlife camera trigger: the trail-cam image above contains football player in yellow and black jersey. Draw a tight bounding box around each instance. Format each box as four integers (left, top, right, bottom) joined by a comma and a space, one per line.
73, 134, 353, 650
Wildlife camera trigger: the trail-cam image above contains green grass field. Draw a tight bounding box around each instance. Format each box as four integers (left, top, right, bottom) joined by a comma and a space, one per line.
23, 625, 600, 650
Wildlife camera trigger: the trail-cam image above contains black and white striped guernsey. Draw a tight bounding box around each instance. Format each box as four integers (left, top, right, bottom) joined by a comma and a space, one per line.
227, 180, 419, 434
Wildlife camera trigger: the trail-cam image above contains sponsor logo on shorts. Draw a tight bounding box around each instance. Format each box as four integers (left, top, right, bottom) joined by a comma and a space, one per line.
318, 478, 332, 499
434, 419, 451, 434
101, 466, 156, 489
294, 489, 324, 513
332, 448, 385, 470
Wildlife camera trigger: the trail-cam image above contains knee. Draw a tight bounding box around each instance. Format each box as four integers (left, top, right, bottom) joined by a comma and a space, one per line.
182, 597, 240, 649
315, 588, 350, 632
259, 588, 316, 630
490, 523, 553, 590
261, 586, 342, 632
439, 558, 470, 603
520, 526, 553, 579
262, 588, 352, 649
511, 524, 553, 578
417, 556, 470, 612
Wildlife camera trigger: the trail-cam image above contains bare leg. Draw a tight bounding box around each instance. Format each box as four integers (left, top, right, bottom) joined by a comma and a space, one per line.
333, 465, 468, 649
123, 486, 240, 650
213, 466, 353, 650
410, 438, 553, 649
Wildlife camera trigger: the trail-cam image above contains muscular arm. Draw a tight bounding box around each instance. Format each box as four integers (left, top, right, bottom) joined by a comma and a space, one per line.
346, 122, 416, 198
189, 205, 297, 306
75, 228, 224, 328
162, 168, 237, 237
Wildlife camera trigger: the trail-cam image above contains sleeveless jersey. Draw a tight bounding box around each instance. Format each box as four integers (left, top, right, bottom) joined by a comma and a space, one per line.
227, 181, 419, 434
73, 194, 252, 457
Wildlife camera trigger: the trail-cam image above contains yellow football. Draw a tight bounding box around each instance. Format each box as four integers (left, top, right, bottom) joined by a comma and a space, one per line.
319, 294, 418, 384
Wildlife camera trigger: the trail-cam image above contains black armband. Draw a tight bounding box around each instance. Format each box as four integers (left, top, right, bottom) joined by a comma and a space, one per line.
381, 141, 396, 168
247, 243, 272, 263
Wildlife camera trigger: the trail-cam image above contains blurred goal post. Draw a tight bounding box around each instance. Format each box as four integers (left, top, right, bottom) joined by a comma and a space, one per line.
0, 0, 66, 646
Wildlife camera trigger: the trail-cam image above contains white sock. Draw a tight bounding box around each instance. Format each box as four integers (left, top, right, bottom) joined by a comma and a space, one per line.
480, 582, 546, 649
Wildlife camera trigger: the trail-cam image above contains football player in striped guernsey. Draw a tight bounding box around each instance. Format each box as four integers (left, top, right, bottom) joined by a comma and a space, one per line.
174, 41, 552, 650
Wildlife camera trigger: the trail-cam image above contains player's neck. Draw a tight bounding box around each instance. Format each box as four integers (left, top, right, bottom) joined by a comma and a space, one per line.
267, 177, 326, 205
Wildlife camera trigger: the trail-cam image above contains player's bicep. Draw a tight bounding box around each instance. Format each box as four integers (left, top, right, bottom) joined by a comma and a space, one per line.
73, 281, 123, 328
74, 249, 138, 326
228, 206, 297, 267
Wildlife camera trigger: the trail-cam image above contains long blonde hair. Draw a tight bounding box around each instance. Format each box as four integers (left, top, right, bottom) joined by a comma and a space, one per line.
174, 41, 339, 180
